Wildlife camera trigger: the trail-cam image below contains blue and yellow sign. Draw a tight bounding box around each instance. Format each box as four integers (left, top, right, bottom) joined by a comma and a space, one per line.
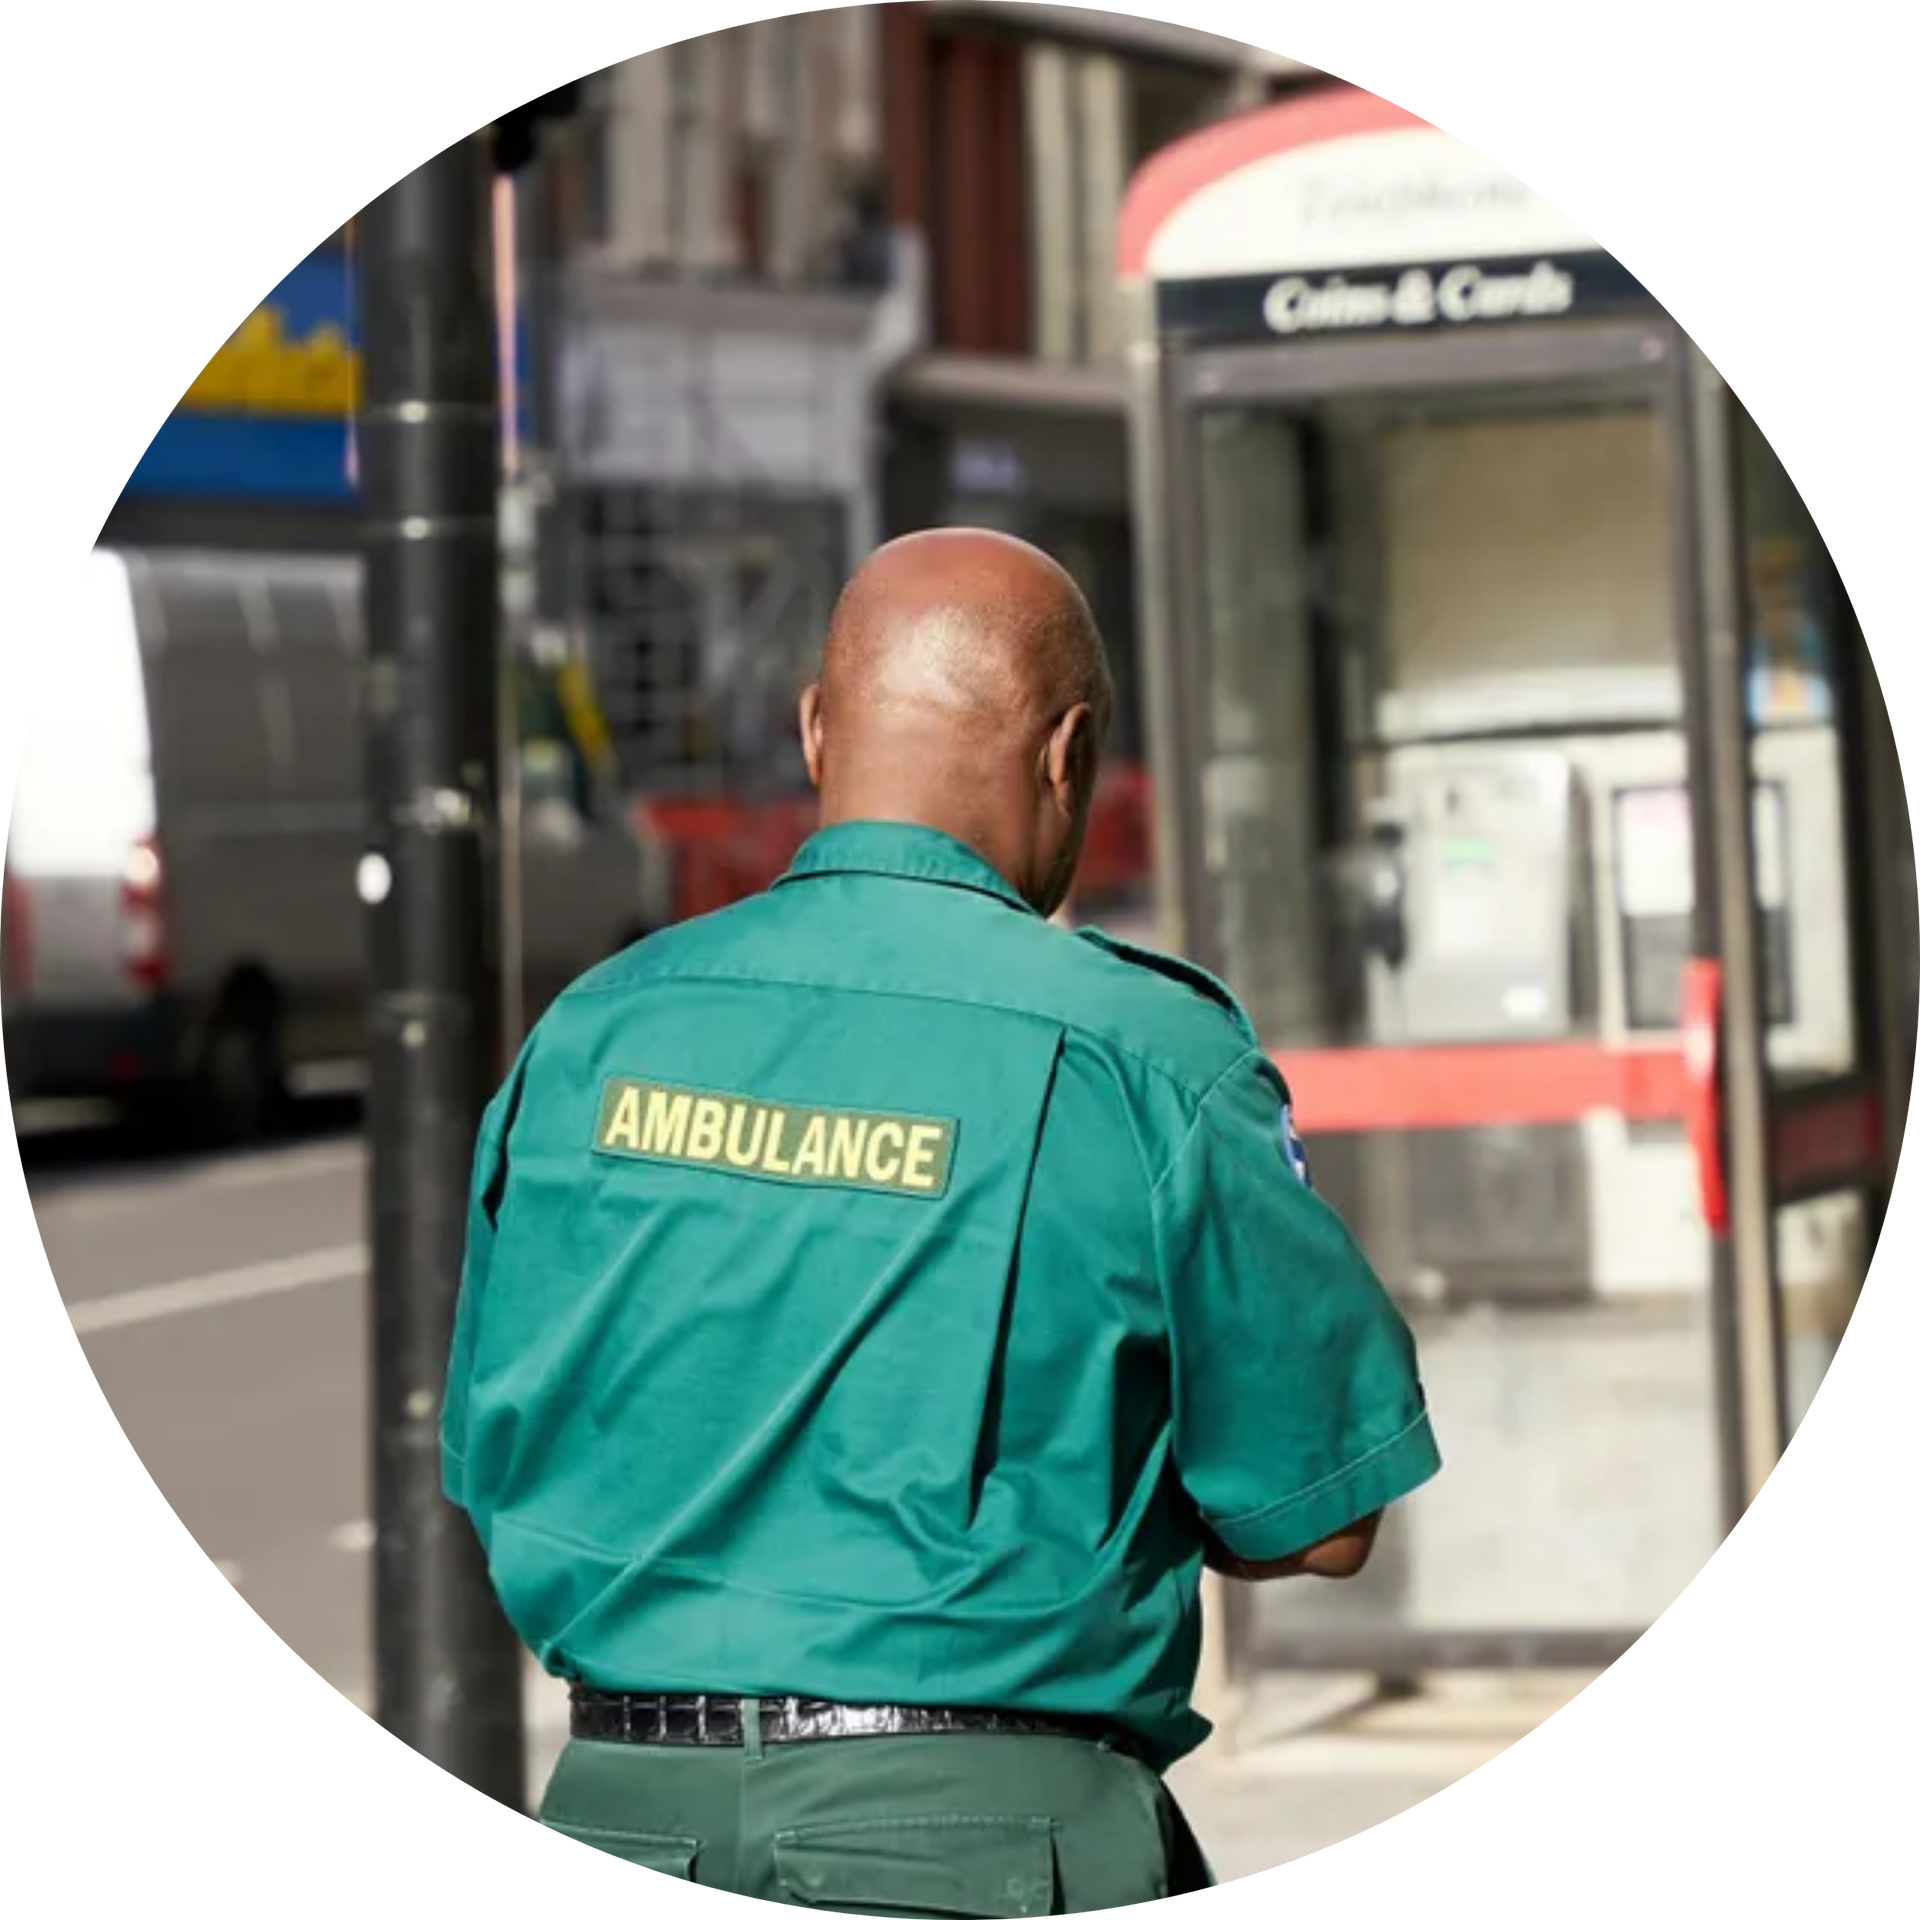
182, 305, 359, 416
122, 247, 530, 506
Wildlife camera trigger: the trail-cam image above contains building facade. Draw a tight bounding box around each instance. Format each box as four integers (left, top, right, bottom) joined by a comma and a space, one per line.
521, 14, 896, 819
878, 6, 1318, 927
101, 10, 1324, 924
530, 7, 1317, 917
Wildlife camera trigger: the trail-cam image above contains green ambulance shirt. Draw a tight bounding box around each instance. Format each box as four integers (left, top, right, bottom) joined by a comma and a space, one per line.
444, 822, 1439, 1770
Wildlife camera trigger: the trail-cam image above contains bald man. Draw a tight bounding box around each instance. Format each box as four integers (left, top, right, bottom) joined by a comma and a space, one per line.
446, 531, 1439, 1907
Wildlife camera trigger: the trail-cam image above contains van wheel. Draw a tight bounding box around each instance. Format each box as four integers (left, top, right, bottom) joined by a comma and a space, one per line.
195, 993, 285, 1146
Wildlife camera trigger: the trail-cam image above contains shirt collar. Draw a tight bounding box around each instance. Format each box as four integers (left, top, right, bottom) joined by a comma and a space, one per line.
775, 821, 1038, 916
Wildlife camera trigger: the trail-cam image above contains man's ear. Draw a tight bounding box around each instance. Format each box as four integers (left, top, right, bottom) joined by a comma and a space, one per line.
1044, 703, 1097, 818
799, 684, 826, 789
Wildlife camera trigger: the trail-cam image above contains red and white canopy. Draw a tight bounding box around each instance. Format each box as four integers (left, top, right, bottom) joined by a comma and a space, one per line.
1118, 84, 1597, 286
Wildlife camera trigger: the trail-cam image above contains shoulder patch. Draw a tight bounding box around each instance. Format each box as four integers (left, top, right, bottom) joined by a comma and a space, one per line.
1074, 926, 1257, 1039
1278, 1100, 1314, 1189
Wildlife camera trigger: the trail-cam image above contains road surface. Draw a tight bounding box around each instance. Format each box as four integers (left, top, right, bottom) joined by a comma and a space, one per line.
24, 1099, 571, 1779
27, 1103, 387, 1703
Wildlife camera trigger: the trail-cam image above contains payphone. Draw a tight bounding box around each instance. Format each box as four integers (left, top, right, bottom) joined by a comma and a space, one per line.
1358, 749, 1579, 1046
1337, 732, 1855, 1304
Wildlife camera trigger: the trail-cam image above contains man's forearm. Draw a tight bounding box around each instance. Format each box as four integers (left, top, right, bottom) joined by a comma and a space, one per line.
1202, 1510, 1382, 1583
1204, 1532, 1306, 1580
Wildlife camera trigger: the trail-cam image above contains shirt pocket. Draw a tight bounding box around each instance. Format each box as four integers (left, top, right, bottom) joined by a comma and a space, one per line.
774, 1814, 1057, 1918
542, 1820, 700, 1880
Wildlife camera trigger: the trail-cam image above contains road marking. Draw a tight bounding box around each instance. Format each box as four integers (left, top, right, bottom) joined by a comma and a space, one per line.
328, 1519, 376, 1553
68, 1243, 366, 1335
287, 1059, 369, 1098
186, 1139, 365, 1194
12, 1097, 121, 1137
29, 1138, 365, 1224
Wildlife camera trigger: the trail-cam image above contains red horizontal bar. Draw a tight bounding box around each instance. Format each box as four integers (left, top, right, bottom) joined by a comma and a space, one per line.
1273, 1042, 1693, 1134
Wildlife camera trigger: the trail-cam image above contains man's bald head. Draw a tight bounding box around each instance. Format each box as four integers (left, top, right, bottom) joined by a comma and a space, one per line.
799, 530, 1114, 917
820, 529, 1111, 739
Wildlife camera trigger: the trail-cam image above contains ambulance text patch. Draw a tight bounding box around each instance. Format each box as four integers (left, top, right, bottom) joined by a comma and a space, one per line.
593, 1077, 956, 1198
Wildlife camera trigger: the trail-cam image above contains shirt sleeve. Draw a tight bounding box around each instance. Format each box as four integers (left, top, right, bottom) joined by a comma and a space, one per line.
1153, 1049, 1440, 1562
441, 1036, 535, 1515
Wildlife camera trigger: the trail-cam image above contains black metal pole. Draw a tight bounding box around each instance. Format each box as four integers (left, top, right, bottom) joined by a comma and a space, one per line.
358, 131, 526, 1807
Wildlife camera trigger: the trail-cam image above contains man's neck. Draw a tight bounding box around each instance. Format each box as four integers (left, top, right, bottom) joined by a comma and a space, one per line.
818, 793, 1033, 907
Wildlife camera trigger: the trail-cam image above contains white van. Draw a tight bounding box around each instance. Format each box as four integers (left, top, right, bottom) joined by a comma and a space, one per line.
3, 547, 666, 1141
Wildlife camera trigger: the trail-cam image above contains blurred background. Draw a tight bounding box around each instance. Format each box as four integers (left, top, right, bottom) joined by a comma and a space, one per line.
6, 4, 1917, 1878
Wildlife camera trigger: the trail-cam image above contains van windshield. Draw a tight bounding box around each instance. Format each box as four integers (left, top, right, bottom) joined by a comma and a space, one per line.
9, 551, 155, 877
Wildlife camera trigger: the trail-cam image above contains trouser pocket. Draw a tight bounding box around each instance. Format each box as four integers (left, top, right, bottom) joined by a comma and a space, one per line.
543, 1820, 702, 1881
774, 1814, 1058, 1918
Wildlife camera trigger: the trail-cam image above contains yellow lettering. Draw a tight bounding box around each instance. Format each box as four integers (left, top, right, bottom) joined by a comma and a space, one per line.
183, 307, 364, 420
790, 1114, 828, 1177
602, 1086, 643, 1151
724, 1101, 768, 1169
827, 1117, 868, 1181
687, 1098, 727, 1161
599, 1079, 952, 1197
865, 1121, 905, 1185
762, 1109, 796, 1175
185, 355, 242, 410
301, 325, 358, 412
640, 1089, 691, 1156
901, 1123, 943, 1192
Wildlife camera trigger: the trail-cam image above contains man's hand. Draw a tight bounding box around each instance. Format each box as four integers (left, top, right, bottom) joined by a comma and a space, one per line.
1203, 1509, 1382, 1582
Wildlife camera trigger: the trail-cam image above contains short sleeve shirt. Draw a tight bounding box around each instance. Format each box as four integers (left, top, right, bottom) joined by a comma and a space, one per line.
444, 822, 1439, 1770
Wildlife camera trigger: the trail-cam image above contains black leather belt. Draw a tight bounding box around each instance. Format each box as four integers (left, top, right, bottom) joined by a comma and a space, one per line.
569, 1686, 1140, 1760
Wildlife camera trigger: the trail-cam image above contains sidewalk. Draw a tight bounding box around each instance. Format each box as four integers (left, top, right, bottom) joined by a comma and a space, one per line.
520, 1666, 1597, 1880
1167, 1670, 1598, 1880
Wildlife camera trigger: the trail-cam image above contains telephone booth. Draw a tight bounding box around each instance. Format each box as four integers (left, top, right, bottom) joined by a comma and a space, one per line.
1119, 85, 1916, 1678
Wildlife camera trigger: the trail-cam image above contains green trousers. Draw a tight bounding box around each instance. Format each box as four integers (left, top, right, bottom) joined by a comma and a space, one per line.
538, 1724, 1215, 1913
